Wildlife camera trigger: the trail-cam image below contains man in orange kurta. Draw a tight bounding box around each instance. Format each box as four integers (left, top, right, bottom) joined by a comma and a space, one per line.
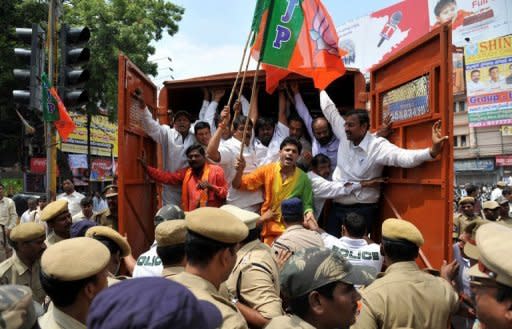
141, 145, 228, 211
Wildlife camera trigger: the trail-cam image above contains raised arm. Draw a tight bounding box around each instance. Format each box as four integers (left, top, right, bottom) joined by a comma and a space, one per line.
197, 88, 210, 121
319, 90, 345, 140
290, 82, 314, 139
205, 89, 225, 132
142, 107, 170, 145
206, 106, 230, 162
278, 89, 288, 126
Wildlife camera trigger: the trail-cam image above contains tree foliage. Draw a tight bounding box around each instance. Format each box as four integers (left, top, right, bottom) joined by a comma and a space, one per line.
62, 0, 184, 115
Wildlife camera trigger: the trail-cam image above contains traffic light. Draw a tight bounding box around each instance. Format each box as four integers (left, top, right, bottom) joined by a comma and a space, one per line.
12, 24, 45, 110
59, 25, 90, 109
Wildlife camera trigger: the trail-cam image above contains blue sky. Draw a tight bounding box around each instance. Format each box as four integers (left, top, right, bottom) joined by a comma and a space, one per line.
150, 0, 400, 84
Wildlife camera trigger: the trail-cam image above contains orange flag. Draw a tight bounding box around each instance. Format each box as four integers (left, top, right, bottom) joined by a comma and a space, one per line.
250, 0, 346, 93
49, 87, 76, 141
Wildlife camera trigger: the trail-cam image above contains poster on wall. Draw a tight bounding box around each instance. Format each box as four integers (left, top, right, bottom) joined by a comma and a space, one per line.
427, 0, 512, 46
465, 34, 512, 127
336, 0, 430, 74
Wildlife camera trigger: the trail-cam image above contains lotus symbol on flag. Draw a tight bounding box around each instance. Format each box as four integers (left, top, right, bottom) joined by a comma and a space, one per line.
309, 7, 338, 55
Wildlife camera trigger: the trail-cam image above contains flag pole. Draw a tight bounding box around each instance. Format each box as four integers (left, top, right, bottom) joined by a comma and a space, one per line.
239, 61, 261, 158
231, 38, 254, 132
227, 29, 253, 108
46, 0, 58, 201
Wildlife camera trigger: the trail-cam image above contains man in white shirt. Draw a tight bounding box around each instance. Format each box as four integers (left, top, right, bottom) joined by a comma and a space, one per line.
56, 179, 85, 217
490, 181, 506, 201
132, 204, 185, 278
320, 212, 383, 275
207, 112, 264, 212
72, 197, 100, 223
321, 90, 448, 237
20, 198, 38, 223
307, 154, 385, 219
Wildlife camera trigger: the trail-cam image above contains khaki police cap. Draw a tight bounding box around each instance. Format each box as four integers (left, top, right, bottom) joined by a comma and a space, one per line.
482, 200, 500, 210
382, 218, 424, 247
41, 237, 110, 281
497, 181, 507, 188
40, 199, 68, 222
86, 226, 131, 258
220, 205, 259, 230
185, 207, 248, 244
458, 196, 475, 206
469, 222, 512, 287
155, 220, 187, 247
9, 223, 45, 242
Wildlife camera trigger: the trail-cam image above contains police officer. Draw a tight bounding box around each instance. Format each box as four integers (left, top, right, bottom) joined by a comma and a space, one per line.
352, 218, 459, 329
172, 207, 249, 329
155, 219, 187, 278
469, 222, 512, 329
266, 247, 370, 329
85, 226, 132, 285
132, 204, 185, 277
454, 197, 483, 241
40, 199, 72, 246
0, 223, 46, 303
222, 205, 283, 328
38, 237, 110, 329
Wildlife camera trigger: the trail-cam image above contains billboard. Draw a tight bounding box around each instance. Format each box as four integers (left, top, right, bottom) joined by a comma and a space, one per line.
337, 0, 430, 74
337, 0, 512, 73
465, 35, 512, 127
428, 0, 512, 46
59, 112, 118, 157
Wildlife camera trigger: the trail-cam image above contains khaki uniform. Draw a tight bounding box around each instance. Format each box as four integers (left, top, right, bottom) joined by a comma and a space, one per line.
0, 197, 17, 262
172, 272, 248, 329
0, 254, 45, 304
38, 303, 86, 329
272, 225, 324, 253
453, 214, 483, 238
162, 266, 184, 279
225, 240, 283, 319
45, 232, 65, 247
266, 314, 316, 329
351, 261, 459, 329
498, 216, 512, 228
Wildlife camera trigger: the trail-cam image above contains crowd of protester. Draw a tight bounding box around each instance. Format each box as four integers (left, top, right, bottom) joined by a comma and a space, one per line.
0, 84, 510, 328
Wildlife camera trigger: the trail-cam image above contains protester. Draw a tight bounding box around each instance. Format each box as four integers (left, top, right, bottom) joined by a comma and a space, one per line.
20, 198, 38, 224
0, 183, 17, 262
141, 144, 228, 211
233, 137, 316, 245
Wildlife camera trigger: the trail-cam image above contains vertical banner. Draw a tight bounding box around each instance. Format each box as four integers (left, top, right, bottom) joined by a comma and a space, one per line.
453, 50, 465, 95
465, 35, 512, 127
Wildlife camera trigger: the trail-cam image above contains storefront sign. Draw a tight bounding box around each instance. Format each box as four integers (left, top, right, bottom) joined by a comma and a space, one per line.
496, 155, 512, 166
29, 158, 46, 174
455, 158, 495, 171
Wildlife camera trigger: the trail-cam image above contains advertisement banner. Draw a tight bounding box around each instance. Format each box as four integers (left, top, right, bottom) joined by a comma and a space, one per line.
337, 0, 430, 74
59, 112, 118, 157
496, 155, 512, 166
453, 51, 465, 95
90, 158, 116, 182
464, 35, 512, 127
427, 0, 512, 46
29, 158, 47, 174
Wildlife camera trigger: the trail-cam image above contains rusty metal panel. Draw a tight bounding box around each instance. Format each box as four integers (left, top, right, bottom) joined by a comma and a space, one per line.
117, 54, 158, 257
370, 25, 454, 269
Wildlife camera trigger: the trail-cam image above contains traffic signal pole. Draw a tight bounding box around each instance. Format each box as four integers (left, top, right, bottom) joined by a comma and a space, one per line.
46, 0, 57, 200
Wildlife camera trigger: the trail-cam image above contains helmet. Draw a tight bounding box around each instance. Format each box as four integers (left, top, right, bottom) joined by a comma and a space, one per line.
154, 204, 185, 225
